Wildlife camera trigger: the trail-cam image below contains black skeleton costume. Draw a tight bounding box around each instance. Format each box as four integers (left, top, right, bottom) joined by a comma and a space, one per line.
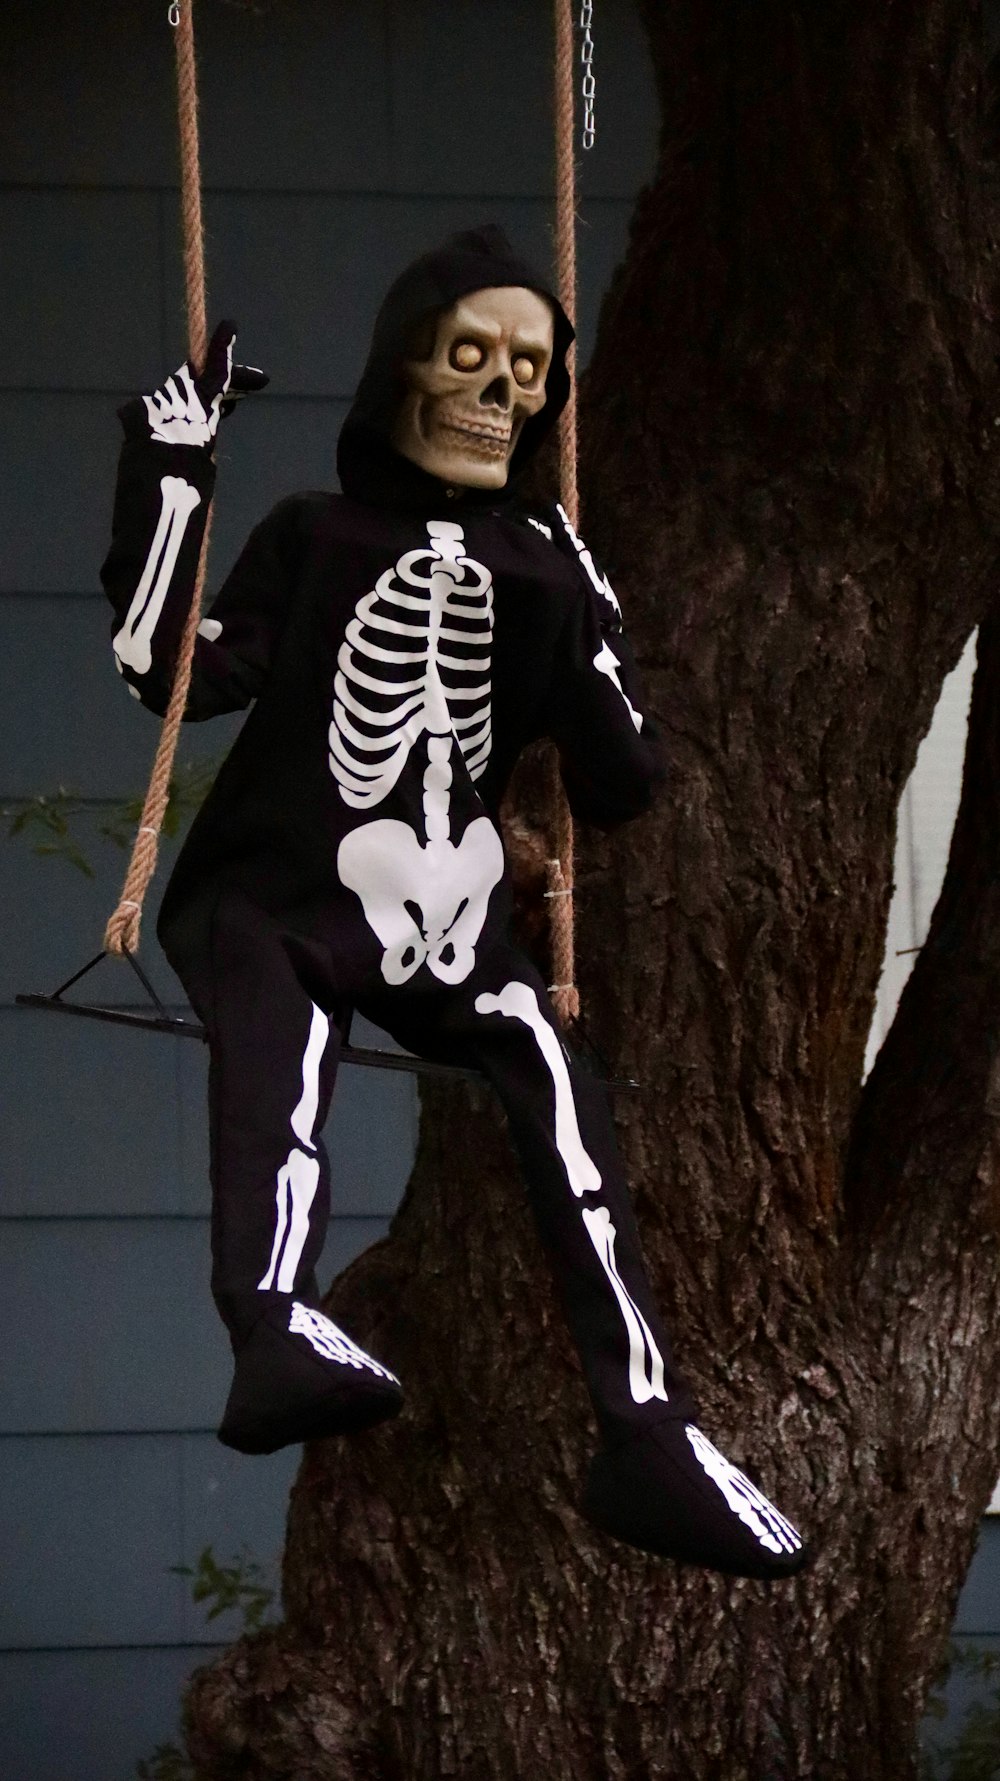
100, 228, 808, 1579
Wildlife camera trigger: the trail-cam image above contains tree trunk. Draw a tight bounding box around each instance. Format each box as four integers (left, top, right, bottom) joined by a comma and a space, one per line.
185, 2, 1000, 1774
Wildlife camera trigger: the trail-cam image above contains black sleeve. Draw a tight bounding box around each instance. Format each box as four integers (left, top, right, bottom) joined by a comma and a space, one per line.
100, 437, 306, 722
543, 502, 666, 828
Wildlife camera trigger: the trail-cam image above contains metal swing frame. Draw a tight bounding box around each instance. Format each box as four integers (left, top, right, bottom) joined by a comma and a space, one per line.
16, 948, 638, 1093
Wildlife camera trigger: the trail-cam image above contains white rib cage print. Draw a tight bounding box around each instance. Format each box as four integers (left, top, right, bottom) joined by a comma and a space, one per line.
329, 521, 494, 810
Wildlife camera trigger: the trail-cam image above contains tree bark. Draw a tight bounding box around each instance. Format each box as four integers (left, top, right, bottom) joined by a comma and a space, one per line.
185, 2, 1000, 1774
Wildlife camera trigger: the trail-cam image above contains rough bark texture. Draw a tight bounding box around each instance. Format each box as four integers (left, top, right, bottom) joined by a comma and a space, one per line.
185, 2, 1000, 1774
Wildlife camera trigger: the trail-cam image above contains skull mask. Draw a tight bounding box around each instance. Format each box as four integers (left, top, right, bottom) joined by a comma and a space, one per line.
391, 286, 555, 490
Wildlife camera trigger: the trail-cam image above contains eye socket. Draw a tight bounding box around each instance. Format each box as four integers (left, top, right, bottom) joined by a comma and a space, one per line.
512, 356, 536, 386
450, 340, 486, 371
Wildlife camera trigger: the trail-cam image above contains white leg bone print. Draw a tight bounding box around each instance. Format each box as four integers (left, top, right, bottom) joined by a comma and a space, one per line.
473, 981, 602, 1197
684, 1424, 803, 1557
113, 475, 201, 676
289, 1302, 400, 1384
258, 1003, 329, 1292
334, 522, 503, 985
582, 1206, 669, 1406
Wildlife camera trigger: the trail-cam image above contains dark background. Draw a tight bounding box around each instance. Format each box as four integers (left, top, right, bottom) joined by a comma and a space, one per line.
0, 2, 995, 1774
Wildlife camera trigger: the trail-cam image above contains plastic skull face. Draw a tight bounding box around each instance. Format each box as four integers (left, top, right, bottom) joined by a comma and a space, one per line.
391, 286, 555, 490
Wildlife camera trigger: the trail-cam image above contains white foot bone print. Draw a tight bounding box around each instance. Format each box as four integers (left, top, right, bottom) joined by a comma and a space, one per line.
289, 1302, 399, 1385
685, 1424, 803, 1556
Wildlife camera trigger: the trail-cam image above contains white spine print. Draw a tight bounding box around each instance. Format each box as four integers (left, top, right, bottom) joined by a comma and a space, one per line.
581, 1206, 669, 1406
684, 1424, 803, 1556
258, 1003, 329, 1293
335, 522, 504, 987
473, 981, 602, 1197
289, 1302, 399, 1384
329, 519, 494, 810
113, 475, 201, 676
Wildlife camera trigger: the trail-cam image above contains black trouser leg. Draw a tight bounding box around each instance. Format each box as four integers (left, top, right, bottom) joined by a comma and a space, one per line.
367, 951, 698, 1446
195, 891, 346, 1347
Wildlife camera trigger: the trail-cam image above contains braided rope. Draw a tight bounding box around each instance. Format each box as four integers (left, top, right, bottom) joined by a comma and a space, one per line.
105, 0, 211, 955
105, 0, 579, 1017
548, 0, 580, 1026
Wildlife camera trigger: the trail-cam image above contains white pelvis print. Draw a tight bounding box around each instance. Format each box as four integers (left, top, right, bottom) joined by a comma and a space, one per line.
332, 521, 504, 985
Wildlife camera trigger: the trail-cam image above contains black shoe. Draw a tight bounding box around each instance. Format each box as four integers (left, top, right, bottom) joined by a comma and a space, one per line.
218, 1298, 404, 1455
581, 1419, 811, 1580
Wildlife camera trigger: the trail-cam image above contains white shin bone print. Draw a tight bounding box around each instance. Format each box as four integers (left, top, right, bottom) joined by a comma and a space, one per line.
258, 1003, 329, 1292
113, 475, 201, 676
289, 1301, 399, 1385
334, 522, 503, 986
684, 1424, 803, 1556
582, 1207, 669, 1406
474, 981, 667, 1407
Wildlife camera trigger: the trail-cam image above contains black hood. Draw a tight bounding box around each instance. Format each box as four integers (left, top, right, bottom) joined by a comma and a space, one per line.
336, 225, 575, 513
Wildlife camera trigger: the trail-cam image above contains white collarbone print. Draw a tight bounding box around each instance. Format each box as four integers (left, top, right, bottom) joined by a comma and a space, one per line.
332, 521, 504, 985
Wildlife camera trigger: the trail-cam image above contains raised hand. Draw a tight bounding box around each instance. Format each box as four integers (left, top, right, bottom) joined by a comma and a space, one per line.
119, 319, 270, 448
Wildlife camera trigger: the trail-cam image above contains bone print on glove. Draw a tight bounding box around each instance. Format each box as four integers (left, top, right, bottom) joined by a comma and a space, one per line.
117, 318, 269, 449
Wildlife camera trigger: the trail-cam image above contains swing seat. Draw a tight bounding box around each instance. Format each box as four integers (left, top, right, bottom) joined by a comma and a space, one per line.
16, 950, 637, 1091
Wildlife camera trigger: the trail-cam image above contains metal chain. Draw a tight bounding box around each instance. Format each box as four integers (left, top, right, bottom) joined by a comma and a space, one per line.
580, 0, 595, 149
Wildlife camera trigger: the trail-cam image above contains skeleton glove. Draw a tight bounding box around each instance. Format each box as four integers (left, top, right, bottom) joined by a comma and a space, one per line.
118, 319, 270, 450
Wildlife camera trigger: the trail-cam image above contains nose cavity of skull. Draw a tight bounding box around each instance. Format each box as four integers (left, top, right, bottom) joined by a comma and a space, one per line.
391, 285, 555, 492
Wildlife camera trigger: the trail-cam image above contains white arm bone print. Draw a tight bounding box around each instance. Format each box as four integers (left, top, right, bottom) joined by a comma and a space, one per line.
554, 503, 643, 733
334, 522, 504, 986
112, 475, 201, 677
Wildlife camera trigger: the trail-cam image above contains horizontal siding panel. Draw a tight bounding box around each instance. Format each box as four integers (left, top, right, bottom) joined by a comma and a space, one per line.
0, 392, 347, 596
1, 0, 651, 201
0, 1005, 187, 1215
0, 588, 243, 795
164, 193, 632, 388
387, 0, 656, 201
0, 1216, 389, 1433
0, 1435, 184, 1648
953, 1518, 1000, 1635
1, 190, 165, 390
0, 828, 186, 1007
0, 1431, 296, 1649
0, 1645, 220, 1781
0, 0, 392, 193
1, 1002, 416, 1219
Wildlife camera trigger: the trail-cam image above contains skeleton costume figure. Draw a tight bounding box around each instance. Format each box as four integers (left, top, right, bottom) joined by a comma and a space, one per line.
101, 227, 808, 1580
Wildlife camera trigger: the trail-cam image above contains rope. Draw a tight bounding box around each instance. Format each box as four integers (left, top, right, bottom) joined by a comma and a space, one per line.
105, 0, 211, 956
106, 0, 580, 1019
549, 0, 580, 1026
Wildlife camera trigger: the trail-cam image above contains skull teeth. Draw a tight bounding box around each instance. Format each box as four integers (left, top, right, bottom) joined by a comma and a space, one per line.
437, 416, 511, 451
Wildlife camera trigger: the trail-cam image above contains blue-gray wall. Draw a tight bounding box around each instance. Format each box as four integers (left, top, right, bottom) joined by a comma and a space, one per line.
2, 5, 996, 1777
0, 3, 659, 1774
